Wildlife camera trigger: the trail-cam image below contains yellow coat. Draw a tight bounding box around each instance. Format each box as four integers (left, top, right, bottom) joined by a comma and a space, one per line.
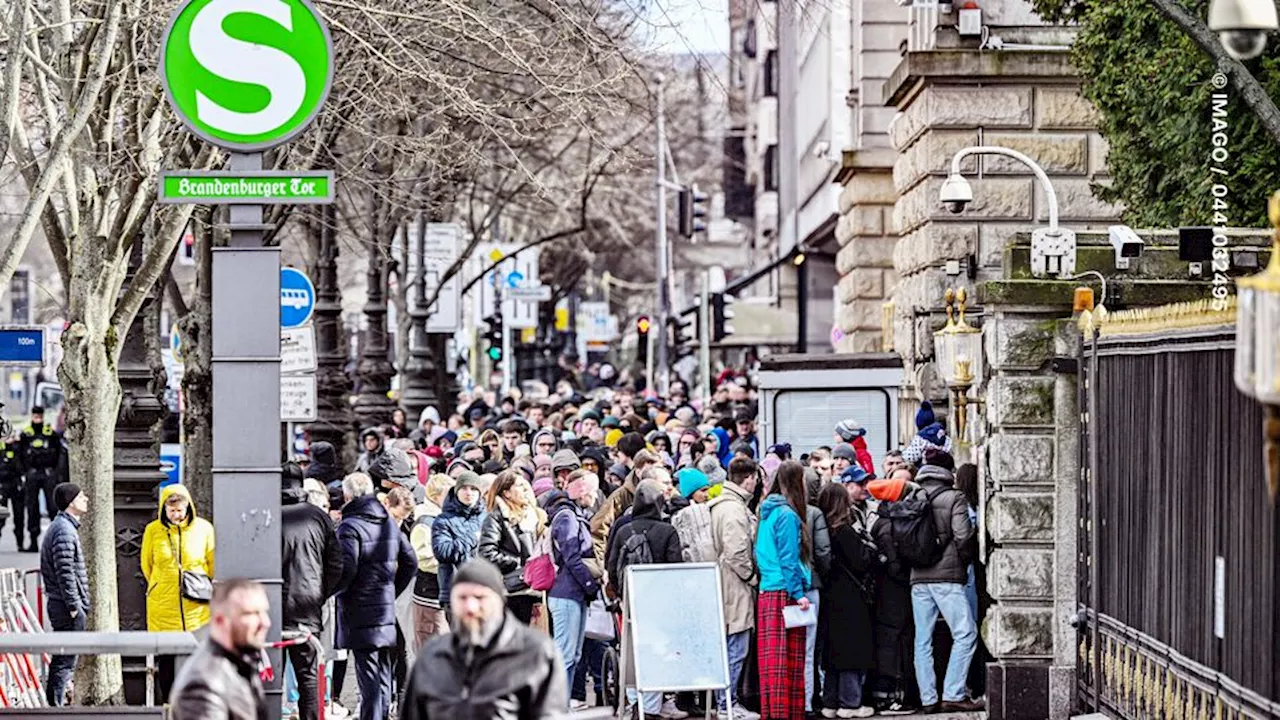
141, 485, 215, 632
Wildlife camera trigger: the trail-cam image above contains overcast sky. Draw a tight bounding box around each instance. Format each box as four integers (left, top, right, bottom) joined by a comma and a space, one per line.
642, 0, 729, 55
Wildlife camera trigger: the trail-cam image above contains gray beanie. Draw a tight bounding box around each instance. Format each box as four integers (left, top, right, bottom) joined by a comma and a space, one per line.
453, 558, 506, 597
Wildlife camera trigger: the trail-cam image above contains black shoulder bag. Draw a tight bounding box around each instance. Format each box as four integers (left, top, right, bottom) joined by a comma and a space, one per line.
172, 531, 213, 603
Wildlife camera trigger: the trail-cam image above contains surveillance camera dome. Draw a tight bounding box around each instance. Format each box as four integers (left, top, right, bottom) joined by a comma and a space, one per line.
1220, 29, 1269, 59
939, 174, 973, 215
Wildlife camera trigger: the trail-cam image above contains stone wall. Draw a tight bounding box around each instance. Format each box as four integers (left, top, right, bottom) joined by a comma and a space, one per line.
883, 49, 1120, 388
834, 156, 898, 352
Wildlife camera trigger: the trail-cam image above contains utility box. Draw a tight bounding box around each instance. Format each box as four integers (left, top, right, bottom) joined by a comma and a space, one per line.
958, 6, 982, 35
757, 353, 904, 469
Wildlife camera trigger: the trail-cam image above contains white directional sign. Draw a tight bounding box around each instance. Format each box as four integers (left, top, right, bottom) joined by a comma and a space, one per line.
509, 285, 552, 302
420, 224, 462, 333
280, 326, 317, 374
280, 374, 317, 422
580, 301, 617, 342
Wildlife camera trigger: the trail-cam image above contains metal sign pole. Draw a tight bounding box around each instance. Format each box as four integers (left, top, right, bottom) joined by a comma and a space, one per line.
211, 151, 284, 711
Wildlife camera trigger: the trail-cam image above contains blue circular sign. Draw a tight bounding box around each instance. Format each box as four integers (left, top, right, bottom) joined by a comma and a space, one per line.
280, 267, 316, 328
506, 271, 525, 288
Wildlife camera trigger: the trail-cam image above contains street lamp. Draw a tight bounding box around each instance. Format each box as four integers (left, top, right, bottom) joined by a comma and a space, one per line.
1209, 0, 1279, 60
934, 287, 984, 448
941, 146, 1077, 279
1233, 190, 1280, 501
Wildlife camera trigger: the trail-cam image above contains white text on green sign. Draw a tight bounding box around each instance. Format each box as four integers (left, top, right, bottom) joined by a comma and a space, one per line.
159, 171, 334, 204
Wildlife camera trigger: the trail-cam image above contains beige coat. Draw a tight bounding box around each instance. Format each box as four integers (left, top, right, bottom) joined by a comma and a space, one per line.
708, 481, 757, 635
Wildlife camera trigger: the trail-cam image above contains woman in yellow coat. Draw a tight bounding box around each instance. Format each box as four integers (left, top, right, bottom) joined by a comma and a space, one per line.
141, 484, 215, 697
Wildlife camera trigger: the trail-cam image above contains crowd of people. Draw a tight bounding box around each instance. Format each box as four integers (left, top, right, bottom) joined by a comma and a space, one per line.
34, 374, 991, 720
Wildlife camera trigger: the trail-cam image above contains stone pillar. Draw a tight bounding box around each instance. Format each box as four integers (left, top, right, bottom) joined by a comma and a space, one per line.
353, 196, 396, 430
113, 244, 169, 702
980, 309, 1079, 719
834, 154, 899, 353
308, 201, 351, 453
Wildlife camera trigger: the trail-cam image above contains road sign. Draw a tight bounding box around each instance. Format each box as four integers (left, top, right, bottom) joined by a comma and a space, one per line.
170, 325, 184, 362
159, 171, 335, 204
0, 327, 44, 365
160, 0, 334, 151
281, 375, 317, 421
418, 223, 461, 333
280, 267, 315, 328
580, 302, 615, 342
160, 443, 183, 487
506, 271, 525, 288
508, 285, 551, 302
280, 326, 317, 374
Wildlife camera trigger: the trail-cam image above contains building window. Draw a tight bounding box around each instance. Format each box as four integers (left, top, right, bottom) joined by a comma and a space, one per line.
743, 19, 757, 58
764, 145, 778, 191
9, 270, 29, 325
764, 50, 778, 97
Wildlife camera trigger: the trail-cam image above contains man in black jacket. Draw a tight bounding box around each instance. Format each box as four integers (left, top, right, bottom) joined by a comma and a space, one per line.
281, 463, 343, 720
401, 558, 566, 720
170, 579, 270, 720
40, 482, 89, 706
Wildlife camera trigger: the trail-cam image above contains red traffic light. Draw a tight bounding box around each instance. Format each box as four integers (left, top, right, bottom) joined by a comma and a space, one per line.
637, 316, 652, 334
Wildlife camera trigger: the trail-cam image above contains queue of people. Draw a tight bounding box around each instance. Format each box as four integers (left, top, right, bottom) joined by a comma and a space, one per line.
33, 374, 988, 720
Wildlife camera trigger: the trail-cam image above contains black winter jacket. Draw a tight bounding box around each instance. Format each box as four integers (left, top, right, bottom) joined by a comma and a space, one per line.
432, 489, 487, 604
478, 504, 536, 592
400, 612, 566, 720
282, 488, 344, 632
606, 483, 682, 595
40, 512, 88, 616
335, 494, 417, 649
170, 639, 267, 720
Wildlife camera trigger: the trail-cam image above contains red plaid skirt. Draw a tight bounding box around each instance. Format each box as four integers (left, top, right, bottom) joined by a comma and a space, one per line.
757, 590, 806, 720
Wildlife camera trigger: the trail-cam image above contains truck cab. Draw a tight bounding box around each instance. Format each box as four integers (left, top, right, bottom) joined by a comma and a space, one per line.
757, 353, 904, 470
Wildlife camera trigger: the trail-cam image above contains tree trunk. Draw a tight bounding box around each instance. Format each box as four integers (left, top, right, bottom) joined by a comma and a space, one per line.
60, 313, 125, 705
180, 209, 213, 515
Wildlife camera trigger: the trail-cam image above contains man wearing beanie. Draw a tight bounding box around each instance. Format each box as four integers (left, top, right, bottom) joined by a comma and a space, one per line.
432, 471, 487, 626
402, 557, 567, 719
40, 482, 89, 706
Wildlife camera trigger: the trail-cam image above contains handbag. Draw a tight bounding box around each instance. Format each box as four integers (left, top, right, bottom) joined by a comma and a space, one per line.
522, 529, 558, 592
172, 535, 213, 603
584, 597, 615, 642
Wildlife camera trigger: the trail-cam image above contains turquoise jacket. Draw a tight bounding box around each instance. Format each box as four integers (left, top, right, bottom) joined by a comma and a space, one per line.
755, 494, 812, 600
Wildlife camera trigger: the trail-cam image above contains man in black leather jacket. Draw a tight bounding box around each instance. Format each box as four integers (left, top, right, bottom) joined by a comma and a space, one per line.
170, 579, 271, 720
400, 558, 566, 720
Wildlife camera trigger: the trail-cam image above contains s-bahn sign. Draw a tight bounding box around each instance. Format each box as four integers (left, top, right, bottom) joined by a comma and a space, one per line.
160, 0, 334, 151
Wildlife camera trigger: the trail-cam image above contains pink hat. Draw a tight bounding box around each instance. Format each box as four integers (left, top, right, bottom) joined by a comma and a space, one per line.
566, 472, 600, 500
534, 453, 553, 469
532, 477, 555, 498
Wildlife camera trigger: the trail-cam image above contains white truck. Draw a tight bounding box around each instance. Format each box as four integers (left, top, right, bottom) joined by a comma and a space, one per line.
757, 353, 905, 470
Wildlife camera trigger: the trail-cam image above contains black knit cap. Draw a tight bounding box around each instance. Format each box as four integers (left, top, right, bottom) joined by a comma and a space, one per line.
54, 483, 82, 512
452, 558, 506, 598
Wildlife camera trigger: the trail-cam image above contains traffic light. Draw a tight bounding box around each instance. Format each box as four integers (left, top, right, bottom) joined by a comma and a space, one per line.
483, 312, 503, 362
712, 292, 735, 341
677, 184, 709, 238
636, 315, 651, 364
671, 313, 697, 359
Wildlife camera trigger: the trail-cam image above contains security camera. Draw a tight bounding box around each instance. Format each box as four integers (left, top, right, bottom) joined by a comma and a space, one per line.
939, 174, 973, 214
1108, 225, 1144, 270
1209, 0, 1278, 60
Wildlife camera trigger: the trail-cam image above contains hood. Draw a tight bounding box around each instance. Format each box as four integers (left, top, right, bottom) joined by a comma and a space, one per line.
918, 422, 947, 447
370, 448, 415, 486
441, 487, 484, 518
532, 429, 559, 453
309, 441, 339, 468
419, 406, 441, 427
915, 463, 955, 486
759, 493, 792, 523
632, 481, 666, 520
282, 486, 308, 506
359, 427, 384, 454
341, 493, 389, 523
710, 427, 732, 465
158, 484, 198, 527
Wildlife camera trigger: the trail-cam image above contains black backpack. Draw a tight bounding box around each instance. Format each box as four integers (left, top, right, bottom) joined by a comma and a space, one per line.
886, 485, 953, 569
615, 528, 654, 592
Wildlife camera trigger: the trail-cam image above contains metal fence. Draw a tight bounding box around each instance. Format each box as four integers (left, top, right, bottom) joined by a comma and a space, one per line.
1077, 328, 1280, 718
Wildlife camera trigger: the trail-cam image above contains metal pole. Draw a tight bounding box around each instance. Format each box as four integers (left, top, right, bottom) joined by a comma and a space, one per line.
645, 326, 655, 394
1088, 327, 1101, 711
699, 272, 711, 402
654, 72, 670, 396
212, 151, 283, 714
797, 258, 809, 353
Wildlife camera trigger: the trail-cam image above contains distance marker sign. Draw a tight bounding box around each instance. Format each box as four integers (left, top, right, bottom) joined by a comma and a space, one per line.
160, 0, 333, 151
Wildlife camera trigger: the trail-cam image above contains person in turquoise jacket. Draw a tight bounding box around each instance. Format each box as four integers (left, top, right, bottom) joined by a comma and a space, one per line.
754, 461, 813, 720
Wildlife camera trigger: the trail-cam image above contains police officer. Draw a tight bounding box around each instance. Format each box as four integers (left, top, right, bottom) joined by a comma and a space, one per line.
0, 435, 22, 547
19, 406, 62, 551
